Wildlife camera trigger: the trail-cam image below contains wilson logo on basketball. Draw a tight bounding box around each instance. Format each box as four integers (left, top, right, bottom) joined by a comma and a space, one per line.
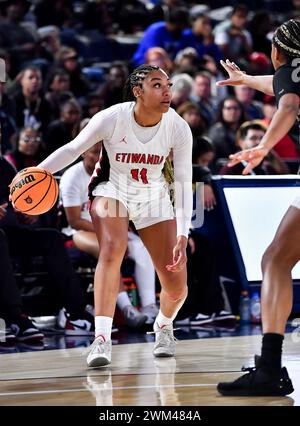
25, 196, 33, 204
11, 175, 36, 196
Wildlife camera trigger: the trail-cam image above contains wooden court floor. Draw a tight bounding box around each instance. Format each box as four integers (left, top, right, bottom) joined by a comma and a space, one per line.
0, 334, 299, 406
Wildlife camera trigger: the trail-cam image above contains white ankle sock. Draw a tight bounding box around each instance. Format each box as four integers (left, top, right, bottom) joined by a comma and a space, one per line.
154, 291, 187, 330
154, 310, 173, 331
95, 316, 113, 341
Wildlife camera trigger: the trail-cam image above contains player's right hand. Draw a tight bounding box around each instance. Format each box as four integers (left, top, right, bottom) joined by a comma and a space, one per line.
216, 59, 246, 87
228, 146, 269, 175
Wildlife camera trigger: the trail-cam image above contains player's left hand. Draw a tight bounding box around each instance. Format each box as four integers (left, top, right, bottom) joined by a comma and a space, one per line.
228, 146, 269, 175
166, 236, 187, 272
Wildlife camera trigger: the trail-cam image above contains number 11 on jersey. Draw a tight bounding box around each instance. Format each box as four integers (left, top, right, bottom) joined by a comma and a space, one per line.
131, 168, 148, 184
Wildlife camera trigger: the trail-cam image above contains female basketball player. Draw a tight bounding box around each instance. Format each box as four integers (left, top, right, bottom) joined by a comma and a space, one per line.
216, 19, 300, 396
37, 65, 193, 367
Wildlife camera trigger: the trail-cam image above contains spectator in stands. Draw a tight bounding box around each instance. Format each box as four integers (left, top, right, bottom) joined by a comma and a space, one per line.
190, 71, 217, 127
33, 0, 74, 28
79, 0, 115, 33
10, 65, 53, 135
0, 156, 95, 338
116, 0, 150, 34
220, 120, 289, 175
148, 0, 186, 24
248, 52, 272, 78
192, 136, 216, 212
173, 47, 199, 75
261, 95, 299, 161
0, 48, 13, 92
0, 0, 37, 76
177, 101, 207, 138
45, 98, 81, 156
215, 4, 252, 63
55, 47, 90, 98
45, 69, 72, 119
145, 47, 173, 74
182, 13, 223, 63
289, 0, 300, 18
199, 55, 228, 100
132, 7, 189, 66
5, 127, 44, 170
193, 135, 215, 169
59, 143, 158, 327
208, 96, 246, 169
83, 94, 105, 119
97, 63, 128, 108
248, 11, 272, 56
170, 73, 194, 110
0, 221, 45, 345
37, 26, 62, 63
0, 79, 17, 155
234, 85, 264, 120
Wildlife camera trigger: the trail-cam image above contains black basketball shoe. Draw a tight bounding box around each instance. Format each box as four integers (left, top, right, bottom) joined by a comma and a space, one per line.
217, 355, 294, 396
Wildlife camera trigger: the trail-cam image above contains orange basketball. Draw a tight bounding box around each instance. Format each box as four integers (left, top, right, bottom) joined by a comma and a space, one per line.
10, 167, 58, 215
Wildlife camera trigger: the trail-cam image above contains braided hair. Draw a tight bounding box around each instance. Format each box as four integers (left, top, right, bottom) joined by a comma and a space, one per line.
123, 64, 160, 101
273, 19, 300, 60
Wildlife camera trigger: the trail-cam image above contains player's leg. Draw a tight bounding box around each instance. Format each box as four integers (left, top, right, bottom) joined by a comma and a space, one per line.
218, 205, 300, 396
138, 219, 187, 357
73, 228, 147, 329
73, 231, 99, 258
87, 197, 129, 367
261, 206, 300, 335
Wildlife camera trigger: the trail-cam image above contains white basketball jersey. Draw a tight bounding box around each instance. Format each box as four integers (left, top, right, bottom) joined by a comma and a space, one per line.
99, 102, 175, 201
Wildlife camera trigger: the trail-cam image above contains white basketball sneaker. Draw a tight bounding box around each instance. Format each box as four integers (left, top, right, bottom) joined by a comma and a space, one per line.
152, 323, 177, 358
87, 337, 112, 368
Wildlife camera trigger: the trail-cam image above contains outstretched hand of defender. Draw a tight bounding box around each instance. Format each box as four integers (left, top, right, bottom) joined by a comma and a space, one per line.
216, 59, 246, 87
228, 146, 269, 175
166, 237, 187, 272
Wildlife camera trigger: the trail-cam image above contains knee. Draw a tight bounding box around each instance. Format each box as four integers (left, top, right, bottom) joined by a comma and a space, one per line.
261, 242, 296, 272
164, 284, 188, 302
99, 238, 127, 262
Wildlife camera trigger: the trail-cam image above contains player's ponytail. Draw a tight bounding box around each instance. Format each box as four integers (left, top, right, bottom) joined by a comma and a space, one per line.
123, 64, 161, 101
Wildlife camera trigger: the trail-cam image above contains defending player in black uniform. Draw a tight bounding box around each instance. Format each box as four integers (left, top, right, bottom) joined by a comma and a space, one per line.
216, 19, 300, 396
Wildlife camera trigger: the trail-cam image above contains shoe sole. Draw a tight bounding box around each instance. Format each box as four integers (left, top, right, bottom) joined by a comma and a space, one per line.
217, 385, 294, 397
17, 334, 44, 342
153, 352, 175, 358
87, 357, 111, 368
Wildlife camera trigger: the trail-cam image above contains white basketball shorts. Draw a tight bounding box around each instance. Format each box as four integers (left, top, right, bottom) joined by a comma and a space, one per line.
92, 181, 174, 230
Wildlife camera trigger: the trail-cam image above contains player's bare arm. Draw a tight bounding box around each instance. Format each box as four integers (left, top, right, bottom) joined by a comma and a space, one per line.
217, 59, 274, 95
228, 93, 300, 174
